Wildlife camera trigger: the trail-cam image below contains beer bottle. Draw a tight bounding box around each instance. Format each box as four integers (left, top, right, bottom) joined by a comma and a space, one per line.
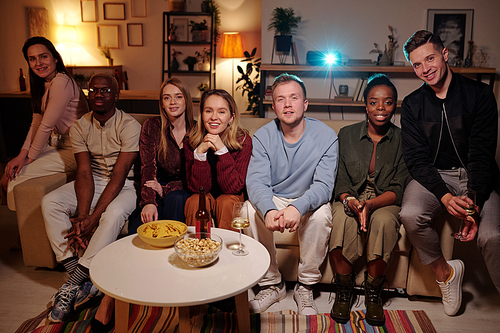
195, 187, 211, 238
19, 68, 26, 91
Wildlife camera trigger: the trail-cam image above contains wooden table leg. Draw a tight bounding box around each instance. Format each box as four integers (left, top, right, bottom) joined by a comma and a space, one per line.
115, 299, 129, 333
178, 306, 191, 333
234, 291, 251, 333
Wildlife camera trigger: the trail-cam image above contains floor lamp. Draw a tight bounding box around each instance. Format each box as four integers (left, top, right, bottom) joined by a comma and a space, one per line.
220, 32, 244, 96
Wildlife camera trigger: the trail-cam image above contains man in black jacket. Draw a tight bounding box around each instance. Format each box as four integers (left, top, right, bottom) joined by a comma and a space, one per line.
399, 30, 500, 316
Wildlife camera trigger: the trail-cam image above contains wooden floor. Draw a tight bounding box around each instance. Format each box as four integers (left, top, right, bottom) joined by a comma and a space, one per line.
1, 204, 499, 332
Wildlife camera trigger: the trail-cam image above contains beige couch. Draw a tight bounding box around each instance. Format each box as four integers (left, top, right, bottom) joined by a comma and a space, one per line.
14, 114, 456, 298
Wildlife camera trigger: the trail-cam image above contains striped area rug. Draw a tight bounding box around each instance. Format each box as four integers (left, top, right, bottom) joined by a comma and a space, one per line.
17, 305, 436, 333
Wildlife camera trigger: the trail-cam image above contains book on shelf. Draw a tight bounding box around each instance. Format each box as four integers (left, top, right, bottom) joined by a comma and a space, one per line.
358, 78, 368, 101
352, 78, 364, 101
264, 86, 273, 100
334, 96, 354, 102
344, 59, 375, 66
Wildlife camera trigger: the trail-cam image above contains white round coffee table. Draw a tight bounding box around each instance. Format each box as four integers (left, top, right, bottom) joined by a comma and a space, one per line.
90, 227, 270, 333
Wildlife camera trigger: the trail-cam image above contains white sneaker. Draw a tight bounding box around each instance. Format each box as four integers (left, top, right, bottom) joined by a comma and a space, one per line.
249, 283, 286, 313
294, 283, 318, 315
437, 259, 465, 316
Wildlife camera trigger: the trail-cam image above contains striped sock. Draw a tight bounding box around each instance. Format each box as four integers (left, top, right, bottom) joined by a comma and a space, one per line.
61, 256, 79, 274
67, 264, 89, 286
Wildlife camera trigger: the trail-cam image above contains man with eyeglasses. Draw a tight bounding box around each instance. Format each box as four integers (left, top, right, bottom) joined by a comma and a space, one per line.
41, 73, 141, 323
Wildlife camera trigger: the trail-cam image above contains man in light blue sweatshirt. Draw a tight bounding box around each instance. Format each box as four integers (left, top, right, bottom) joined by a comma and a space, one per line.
245, 73, 339, 315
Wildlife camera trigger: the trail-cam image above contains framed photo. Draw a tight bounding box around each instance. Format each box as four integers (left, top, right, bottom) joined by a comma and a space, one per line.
103, 3, 125, 20
427, 9, 474, 64
27, 8, 49, 37
127, 23, 143, 46
80, 0, 97, 22
97, 25, 119, 48
131, 0, 147, 18
173, 18, 188, 41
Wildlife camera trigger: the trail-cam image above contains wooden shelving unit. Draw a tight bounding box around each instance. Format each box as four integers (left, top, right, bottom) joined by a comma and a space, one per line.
258, 64, 496, 117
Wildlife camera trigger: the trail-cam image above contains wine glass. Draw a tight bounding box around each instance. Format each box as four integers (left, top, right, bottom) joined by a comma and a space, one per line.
232, 202, 250, 256
452, 189, 476, 240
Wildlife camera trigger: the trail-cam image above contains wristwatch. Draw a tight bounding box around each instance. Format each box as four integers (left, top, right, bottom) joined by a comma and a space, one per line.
342, 196, 356, 217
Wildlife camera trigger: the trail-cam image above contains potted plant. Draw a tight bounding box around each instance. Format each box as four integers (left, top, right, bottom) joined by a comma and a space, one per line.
183, 55, 198, 71
168, 23, 178, 42
236, 47, 261, 115
190, 19, 209, 42
197, 82, 209, 94
268, 7, 301, 55
201, 0, 221, 44
195, 48, 211, 71
100, 46, 113, 66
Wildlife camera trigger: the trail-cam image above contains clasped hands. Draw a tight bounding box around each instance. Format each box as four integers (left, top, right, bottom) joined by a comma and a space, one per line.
442, 193, 479, 242
196, 134, 225, 154
265, 205, 301, 233
66, 214, 97, 252
346, 198, 373, 232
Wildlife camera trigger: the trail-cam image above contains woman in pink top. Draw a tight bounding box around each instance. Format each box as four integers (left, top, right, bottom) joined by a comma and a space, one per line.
1, 37, 89, 210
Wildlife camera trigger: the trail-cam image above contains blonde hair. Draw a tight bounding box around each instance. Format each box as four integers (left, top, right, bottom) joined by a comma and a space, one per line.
188, 89, 247, 151
158, 78, 195, 161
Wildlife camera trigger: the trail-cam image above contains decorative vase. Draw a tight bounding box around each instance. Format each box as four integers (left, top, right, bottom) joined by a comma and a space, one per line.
168, 33, 178, 42
198, 62, 210, 71
107, 58, 114, 66
188, 63, 195, 71
171, 57, 180, 71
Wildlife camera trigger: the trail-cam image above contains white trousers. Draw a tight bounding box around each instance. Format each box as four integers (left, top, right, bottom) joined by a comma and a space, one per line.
245, 196, 332, 286
41, 176, 136, 269
7, 143, 76, 211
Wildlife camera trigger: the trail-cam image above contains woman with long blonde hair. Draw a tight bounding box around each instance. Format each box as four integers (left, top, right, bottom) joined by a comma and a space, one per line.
127, 77, 195, 234
184, 89, 252, 230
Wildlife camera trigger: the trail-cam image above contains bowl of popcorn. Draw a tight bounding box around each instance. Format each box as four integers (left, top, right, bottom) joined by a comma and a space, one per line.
137, 220, 187, 247
174, 233, 223, 267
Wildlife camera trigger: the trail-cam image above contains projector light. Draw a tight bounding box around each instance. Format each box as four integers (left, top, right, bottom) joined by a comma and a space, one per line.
307, 51, 341, 66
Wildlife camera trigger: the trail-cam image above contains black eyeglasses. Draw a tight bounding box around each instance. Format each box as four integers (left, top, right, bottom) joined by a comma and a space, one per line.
88, 87, 114, 96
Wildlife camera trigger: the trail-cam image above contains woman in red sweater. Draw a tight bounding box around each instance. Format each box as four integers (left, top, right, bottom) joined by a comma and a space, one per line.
184, 89, 252, 230
127, 77, 195, 234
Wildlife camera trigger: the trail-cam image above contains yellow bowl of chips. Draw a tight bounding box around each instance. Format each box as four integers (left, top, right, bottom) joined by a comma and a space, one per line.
137, 220, 187, 247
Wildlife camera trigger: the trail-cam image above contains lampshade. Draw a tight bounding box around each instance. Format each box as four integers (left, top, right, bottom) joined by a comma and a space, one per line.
220, 32, 244, 58
57, 25, 77, 43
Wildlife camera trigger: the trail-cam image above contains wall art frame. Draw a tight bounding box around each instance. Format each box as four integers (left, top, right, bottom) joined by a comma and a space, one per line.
427, 9, 473, 63
127, 23, 143, 46
104, 3, 126, 20
131, 0, 147, 18
80, 0, 97, 22
97, 25, 120, 48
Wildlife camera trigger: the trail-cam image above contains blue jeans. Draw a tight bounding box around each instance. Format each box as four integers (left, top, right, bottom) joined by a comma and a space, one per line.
128, 189, 190, 235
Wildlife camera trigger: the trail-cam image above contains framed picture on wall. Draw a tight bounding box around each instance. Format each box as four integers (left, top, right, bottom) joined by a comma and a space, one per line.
131, 0, 147, 18
427, 9, 474, 65
104, 3, 126, 20
127, 23, 143, 46
80, 0, 97, 22
173, 18, 188, 41
97, 25, 120, 48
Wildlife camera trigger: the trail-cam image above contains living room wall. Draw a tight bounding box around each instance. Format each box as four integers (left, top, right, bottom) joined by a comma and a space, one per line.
261, 0, 500, 116
0, 0, 261, 111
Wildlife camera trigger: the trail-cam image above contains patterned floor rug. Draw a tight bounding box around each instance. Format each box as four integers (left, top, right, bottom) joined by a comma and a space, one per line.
16, 304, 436, 333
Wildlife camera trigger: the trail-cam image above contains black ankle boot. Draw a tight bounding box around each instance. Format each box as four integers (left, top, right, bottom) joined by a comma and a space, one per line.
364, 271, 386, 326
330, 273, 354, 324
